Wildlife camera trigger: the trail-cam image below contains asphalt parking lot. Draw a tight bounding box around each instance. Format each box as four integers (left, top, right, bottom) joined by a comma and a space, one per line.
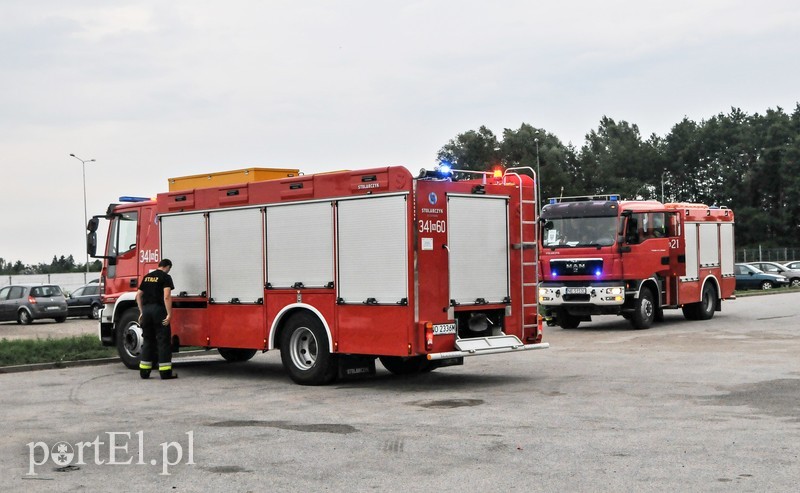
1, 292, 799, 492
0, 316, 97, 341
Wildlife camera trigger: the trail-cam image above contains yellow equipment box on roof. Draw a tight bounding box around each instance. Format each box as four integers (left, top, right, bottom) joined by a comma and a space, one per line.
168, 168, 301, 191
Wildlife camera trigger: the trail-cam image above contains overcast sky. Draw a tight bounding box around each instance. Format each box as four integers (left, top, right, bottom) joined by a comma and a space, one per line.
1, 0, 798, 266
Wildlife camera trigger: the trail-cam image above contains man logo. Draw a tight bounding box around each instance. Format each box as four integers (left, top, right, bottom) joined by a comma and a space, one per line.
428, 193, 438, 205
51, 442, 75, 466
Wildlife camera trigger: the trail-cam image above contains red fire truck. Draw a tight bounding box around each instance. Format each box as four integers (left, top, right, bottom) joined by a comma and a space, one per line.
88, 166, 548, 384
537, 195, 735, 329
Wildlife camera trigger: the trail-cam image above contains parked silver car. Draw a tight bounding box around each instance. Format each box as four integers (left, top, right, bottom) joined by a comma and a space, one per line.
783, 260, 800, 271
0, 284, 68, 324
747, 261, 800, 288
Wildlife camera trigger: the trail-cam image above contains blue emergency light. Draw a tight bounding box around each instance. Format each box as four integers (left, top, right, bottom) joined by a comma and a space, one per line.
119, 196, 151, 202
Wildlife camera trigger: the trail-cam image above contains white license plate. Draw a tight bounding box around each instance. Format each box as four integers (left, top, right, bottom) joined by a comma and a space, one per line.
432, 323, 456, 335
47, 306, 60, 310
566, 288, 587, 295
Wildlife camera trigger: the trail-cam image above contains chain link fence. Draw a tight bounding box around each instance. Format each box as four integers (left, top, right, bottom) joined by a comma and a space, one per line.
0, 272, 100, 294
736, 247, 800, 263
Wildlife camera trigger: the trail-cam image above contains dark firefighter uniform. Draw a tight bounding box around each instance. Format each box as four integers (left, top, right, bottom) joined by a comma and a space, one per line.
137, 267, 175, 379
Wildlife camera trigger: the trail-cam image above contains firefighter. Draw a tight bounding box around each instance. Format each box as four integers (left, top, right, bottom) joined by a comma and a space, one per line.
135, 259, 177, 380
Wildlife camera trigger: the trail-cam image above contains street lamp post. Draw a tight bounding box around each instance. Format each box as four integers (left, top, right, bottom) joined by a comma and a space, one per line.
70, 153, 96, 275
534, 137, 541, 216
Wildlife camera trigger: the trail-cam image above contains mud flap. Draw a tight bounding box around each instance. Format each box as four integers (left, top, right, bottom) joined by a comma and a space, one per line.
338, 355, 376, 379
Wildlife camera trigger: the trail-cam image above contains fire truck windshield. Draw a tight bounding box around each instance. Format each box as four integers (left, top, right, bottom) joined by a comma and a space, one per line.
542, 216, 617, 248
106, 211, 138, 257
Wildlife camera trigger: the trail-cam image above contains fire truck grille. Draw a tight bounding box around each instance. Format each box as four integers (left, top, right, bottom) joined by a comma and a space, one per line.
550, 259, 603, 276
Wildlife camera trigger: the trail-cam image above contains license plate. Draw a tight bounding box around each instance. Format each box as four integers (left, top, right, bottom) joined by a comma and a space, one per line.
47, 306, 60, 311
566, 287, 587, 295
432, 323, 456, 335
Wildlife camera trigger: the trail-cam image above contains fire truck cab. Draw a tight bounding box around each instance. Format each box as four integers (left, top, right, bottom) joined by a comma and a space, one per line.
88, 166, 548, 385
537, 195, 735, 329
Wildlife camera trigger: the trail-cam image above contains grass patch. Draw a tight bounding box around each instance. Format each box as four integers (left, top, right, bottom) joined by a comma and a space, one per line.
0, 334, 116, 367
734, 286, 800, 298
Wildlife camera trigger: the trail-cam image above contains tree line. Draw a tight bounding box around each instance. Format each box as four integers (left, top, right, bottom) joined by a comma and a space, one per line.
437, 104, 800, 248
0, 256, 101, 275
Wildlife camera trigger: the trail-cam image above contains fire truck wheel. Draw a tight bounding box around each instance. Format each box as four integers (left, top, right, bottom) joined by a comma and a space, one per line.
695, 284, 716, 320
280, 312, 337, 385
558, 312, 581, 329
116, 308, 143, 370
630, 289, 655, 330
218, 348, 257, 363
379, 356, 431, 375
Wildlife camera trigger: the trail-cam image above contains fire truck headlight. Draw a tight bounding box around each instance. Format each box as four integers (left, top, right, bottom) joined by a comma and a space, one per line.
607, 287, 623, 296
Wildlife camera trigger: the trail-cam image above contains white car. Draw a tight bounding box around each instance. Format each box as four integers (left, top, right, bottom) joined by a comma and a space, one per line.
783, 260, 800, 271
747, 261, 800, 288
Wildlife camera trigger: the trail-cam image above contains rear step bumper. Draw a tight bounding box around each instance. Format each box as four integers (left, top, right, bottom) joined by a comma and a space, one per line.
427, 335, 549, 360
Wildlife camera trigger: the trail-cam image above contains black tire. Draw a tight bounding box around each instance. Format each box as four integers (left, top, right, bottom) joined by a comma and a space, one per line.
90, 304, 101, 320
54, 316, 66, 323
630, 288, 655, 329
379, 356, 431, 375
558, 312, 580, 329
116, 308, 142, 370
695, 283, 716, 320
18, 309, 33, 325
218, 348, 257, 362
760, 281, 773, 290
654, 306, 665, 322
279, 312, 337, 385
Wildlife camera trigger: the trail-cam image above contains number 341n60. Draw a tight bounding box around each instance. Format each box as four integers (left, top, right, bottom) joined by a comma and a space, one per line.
418, 220, 446, 233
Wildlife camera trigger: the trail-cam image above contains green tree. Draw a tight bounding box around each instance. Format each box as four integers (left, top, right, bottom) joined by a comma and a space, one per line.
437, 125, 501, 172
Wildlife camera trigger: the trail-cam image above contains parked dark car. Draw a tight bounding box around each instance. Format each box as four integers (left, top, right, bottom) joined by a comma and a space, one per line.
746, 261, 800, 288
66, 283, 102, 319
734, 263, 789, 290
0, 284, 68, 324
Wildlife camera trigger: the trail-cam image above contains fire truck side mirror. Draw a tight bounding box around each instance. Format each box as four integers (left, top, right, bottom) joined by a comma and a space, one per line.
87, 232, 97, 257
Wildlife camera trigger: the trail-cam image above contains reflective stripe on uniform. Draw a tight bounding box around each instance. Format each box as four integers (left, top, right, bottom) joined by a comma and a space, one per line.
139, 362, 152, 370
159, 364, 172, 371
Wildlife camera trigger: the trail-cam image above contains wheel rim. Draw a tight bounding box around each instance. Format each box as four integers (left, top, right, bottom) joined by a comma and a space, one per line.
791, 279, 800, 288
641, 297, 653, 319
289, 326, 318, 371
20, 311, 31, 323
761, 282, 772, 290
123, 323, 144, 358
92, 305, 100, 319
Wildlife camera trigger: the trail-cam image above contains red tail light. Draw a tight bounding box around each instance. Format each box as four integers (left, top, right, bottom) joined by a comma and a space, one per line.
28, 295, 37, 304
424, 322, 434, 350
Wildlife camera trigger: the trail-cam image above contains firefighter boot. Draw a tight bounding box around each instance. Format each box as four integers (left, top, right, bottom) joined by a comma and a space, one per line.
139, 362, 152, 379
160, 368, 178, 380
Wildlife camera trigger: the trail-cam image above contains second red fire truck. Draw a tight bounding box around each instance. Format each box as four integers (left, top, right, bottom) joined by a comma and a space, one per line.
88, 166, 548, 385
537, 195, 735, 329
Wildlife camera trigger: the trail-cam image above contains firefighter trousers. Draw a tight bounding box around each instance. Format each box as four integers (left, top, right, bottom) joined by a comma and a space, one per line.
138, 304, 173, 375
